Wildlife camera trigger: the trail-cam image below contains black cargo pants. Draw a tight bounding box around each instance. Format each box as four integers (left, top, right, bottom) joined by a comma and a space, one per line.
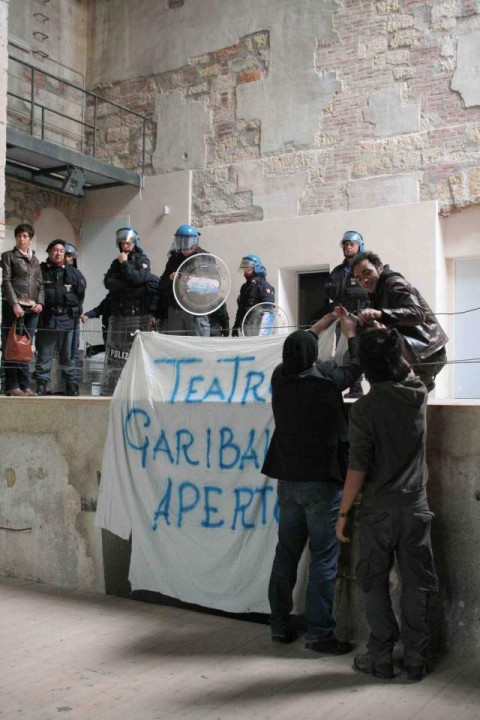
356, 505, 438, 666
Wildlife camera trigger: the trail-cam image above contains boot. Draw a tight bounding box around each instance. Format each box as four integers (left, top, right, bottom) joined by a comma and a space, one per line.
36, 381, 48, 396
65, 383, 79, 396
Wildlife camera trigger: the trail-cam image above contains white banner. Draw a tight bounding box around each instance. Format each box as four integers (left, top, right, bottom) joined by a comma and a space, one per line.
95, 332, 285, 613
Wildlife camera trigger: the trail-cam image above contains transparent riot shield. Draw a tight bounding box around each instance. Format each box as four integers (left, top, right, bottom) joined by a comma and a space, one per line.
241, 302, 290, 337
173, 253, 231, 316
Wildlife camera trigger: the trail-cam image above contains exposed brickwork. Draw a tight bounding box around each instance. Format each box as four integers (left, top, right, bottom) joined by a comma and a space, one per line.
90, 31, 270, 224
299, 0, 480, 217
18, 2, 480, 226
5, 179, 82, 238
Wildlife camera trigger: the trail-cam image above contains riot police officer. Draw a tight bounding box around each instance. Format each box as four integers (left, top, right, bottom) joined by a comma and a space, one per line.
158, 224, 211, 336
232, 254, 275, 336
102, 227, 156, 394
324, 230, 368, 398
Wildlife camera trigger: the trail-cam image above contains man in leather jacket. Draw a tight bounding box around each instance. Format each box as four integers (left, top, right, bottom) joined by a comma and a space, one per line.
1, 223, 44, 396
35, 239, 85, 396
353, 251, 448, 391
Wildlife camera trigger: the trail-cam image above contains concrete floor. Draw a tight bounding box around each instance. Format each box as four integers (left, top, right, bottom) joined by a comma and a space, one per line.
1, 576, 479, 720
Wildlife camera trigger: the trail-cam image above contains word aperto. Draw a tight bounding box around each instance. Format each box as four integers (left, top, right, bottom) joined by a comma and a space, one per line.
124, 407, 272, 470
152, 476, 279, 531
153, 355, 271, 404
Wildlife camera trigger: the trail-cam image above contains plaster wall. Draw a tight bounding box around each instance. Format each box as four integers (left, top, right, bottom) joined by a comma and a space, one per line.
0, 397, 110, 593
0, 397, 478, 656
80, 172, 191, 311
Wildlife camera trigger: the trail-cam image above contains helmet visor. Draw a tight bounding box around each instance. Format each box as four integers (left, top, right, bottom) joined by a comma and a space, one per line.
175, 234, 198, 251
239, 257, 255, 271
116, 228, 138, 245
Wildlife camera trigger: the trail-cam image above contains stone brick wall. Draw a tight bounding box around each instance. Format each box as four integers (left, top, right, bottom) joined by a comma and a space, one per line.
87, 1, 480, 226
5, 178, 82, 238
3, 1, 472, 229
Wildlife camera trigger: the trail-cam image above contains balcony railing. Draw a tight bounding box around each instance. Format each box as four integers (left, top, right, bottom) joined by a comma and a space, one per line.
7, 55, 154, 176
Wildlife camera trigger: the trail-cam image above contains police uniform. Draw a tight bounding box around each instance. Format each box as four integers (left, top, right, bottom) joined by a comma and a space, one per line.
232, 274, 275, 334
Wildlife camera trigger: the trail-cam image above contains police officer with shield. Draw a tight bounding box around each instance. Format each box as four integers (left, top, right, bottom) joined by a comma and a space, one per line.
232, 254, 275, 336
158, 224, 212, 336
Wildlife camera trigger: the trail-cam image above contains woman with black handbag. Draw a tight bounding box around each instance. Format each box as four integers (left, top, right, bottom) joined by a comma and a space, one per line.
1, 223, 44, 396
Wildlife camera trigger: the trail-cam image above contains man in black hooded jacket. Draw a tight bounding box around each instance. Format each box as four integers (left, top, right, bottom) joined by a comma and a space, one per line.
262, 309, 361, 654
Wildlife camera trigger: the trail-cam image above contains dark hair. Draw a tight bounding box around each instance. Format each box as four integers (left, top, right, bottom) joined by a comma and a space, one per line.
352, 250, 383, 271
14, 223, 34, 239
358, 328, 410, 384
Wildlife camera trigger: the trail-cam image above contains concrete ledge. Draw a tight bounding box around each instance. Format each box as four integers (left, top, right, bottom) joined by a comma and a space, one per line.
0, 398, 479, 656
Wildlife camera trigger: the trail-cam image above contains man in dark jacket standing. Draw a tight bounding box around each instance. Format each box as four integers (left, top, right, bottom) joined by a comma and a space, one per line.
231, 255, 275, 336
262, 309, 361, 654
102, 226, 155, 395
35, 239, 85, 396
352, 251, 448, 391
336, 329, 438, 682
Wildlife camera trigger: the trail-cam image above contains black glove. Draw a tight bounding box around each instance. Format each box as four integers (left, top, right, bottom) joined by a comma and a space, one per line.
221, 326, 230, 338
231, 327, 239, 337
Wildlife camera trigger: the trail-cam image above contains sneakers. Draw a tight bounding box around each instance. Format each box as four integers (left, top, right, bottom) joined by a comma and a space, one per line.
353, 652, 394, 679
271, 627, 298, 644
65, 383, 79, 396
36, 382, 48, 396
305, 635, 353, 655
5, 388, 26, 397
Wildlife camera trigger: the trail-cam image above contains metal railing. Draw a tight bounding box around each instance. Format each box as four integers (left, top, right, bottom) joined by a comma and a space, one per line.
7, 55, 153, 176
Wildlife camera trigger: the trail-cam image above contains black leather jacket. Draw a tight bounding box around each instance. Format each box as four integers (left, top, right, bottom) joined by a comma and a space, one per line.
1, 247, 45, 307
370, 266, 448, 360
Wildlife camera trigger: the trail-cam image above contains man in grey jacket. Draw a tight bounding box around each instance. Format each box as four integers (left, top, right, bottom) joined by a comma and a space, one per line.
336, 328, 438, 682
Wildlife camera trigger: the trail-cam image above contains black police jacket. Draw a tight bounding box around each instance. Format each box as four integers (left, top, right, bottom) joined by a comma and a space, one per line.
324, 259, 368, 313
104, 246, 152, 315
233, 274, 275, 329
158, 246, 208, 318
40, 262, 85, 319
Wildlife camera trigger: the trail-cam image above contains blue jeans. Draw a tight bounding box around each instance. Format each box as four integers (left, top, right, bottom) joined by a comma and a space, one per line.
269, 480, 342, 641
35, 318, 76, 384
1, 302, 39, 391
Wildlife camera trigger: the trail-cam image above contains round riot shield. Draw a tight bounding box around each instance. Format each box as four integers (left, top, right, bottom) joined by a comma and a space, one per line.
241, 303, 290, 337
173, 253, 231, 316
